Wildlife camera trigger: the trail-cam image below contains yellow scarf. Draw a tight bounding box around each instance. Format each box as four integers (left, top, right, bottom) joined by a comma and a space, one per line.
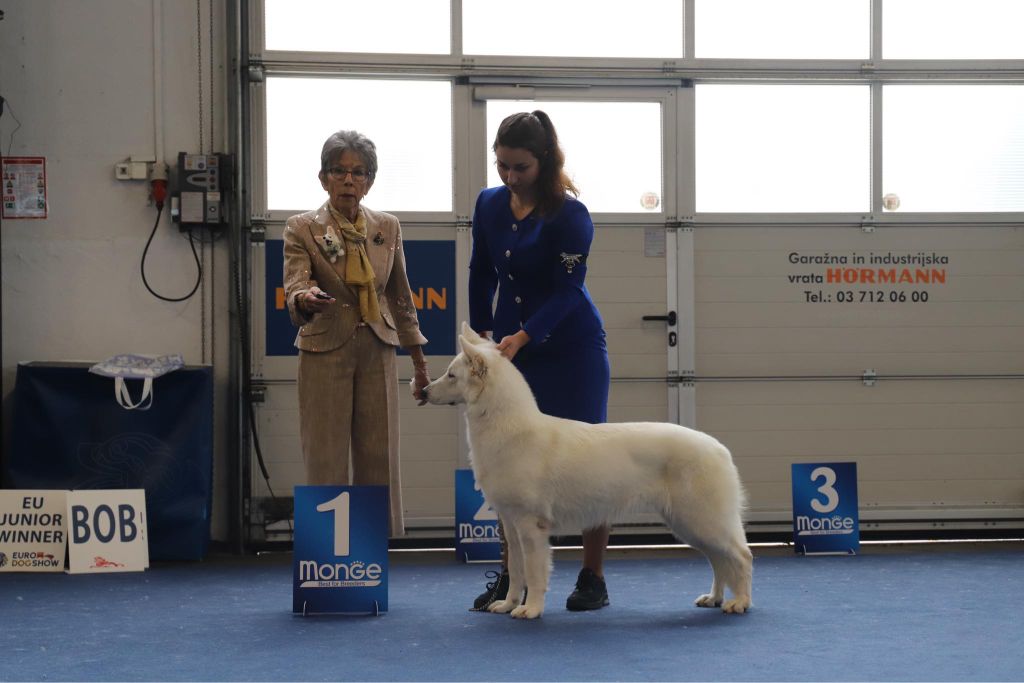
328, 205, 381, 322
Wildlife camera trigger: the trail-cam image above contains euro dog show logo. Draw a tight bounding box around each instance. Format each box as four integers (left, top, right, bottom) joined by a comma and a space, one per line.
3, 551, 60, 569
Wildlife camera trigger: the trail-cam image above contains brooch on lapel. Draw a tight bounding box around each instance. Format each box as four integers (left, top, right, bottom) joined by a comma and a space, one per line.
373, 231, 385, 246
316, 225, 344, 263
559, 252, 585, 274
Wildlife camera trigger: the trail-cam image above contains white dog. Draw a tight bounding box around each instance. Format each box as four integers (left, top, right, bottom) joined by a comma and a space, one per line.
421, 323, 753, 619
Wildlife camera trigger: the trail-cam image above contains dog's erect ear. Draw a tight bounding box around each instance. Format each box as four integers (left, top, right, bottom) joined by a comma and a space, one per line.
460, 322, 487, 346
458, 335, 489, 379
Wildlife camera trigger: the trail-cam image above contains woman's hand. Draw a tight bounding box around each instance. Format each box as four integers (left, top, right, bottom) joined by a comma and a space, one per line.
496, 330, 530, 360
412, 364, 431, 406
297, 287, 334, 315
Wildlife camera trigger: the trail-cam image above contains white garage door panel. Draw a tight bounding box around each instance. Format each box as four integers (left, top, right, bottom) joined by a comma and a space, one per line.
601, 302, 668, 328
401, 403, 460, 434
741, 479, 1022, 517
610, 382, 667, 407
697, 350, 1021, 376
696, 248, 1022, 279
701, 400, 1021, 432
696, 276, 1023, 304
694, 224, 1023, 259
691, 205, 1024, 531
695, 301, 1022, 332
606, 328, 668, 356
588, 252, 665, 275
610, 355, 668, 377
403, 457, 462, 489
588, 277, 666, 303
609, 405, 670, 423
717, 425, 1024, 460
737, 452, 1022, 484
699, 380, 1023, 406
699, 326, 1023, 354
403, 487, 455, 522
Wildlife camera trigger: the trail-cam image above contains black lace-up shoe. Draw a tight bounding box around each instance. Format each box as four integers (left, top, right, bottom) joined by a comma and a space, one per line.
566, 567, 609, 611
471, 568, 509, 611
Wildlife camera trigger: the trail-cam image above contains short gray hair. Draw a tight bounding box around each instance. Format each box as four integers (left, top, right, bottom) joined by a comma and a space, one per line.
319, 130, 378, 179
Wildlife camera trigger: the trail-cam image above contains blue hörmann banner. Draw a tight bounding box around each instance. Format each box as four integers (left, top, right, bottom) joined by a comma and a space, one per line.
266, 239, 455, 357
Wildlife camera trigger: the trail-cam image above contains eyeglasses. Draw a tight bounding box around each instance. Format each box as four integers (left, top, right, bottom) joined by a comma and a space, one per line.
327, 166, 370, 182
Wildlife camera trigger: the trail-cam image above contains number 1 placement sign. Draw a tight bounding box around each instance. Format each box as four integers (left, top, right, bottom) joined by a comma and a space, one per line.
293, 486, 388, 615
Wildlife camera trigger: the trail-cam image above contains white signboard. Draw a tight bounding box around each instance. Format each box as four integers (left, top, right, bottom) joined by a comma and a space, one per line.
66, 490, 149, 574
0, 490, 68, 572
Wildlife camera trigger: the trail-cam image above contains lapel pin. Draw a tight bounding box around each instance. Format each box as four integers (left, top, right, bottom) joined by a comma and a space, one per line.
373, 231, 385, 246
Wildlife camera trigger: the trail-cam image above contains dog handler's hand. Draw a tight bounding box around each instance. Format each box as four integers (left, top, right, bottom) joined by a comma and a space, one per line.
412, 364, 431, 406
496, 330, 530, 360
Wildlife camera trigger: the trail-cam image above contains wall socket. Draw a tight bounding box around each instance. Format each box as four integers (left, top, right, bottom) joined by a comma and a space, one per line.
114, 158, 153, 181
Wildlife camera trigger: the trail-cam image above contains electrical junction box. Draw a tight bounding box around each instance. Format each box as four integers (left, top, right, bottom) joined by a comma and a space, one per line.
171, 153, 231, 231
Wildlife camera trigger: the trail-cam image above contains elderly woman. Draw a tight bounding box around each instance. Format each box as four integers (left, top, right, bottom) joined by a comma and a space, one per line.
283, 129, 430, 536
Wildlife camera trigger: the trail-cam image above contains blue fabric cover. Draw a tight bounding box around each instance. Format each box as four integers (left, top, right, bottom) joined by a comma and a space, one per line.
5, 362, 213, 560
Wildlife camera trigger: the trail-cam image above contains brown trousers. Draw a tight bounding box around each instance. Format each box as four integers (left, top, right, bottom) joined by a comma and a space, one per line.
297, 326, 404, 535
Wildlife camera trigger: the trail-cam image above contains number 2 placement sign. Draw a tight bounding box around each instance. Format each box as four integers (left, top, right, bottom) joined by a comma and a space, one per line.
292, 486, 388, 615
791, 462, 860, 555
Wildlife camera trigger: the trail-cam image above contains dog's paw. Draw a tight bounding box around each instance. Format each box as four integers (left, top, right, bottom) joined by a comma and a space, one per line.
721, 597, 751, 614
487, 599, 516, 614
510, 604, 543, 619
694, 594, 722, 608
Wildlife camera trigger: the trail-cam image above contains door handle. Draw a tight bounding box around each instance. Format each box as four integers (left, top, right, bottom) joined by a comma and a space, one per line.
642, 311, 677, 326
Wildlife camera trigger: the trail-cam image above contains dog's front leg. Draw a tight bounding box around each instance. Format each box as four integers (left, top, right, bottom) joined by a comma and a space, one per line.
509, 518, 551, 619
487, 516, 524, 614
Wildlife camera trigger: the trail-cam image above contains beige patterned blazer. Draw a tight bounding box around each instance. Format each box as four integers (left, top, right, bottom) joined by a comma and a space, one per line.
283, 201, 428, 351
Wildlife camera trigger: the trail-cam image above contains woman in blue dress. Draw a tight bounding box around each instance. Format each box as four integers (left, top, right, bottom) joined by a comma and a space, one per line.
468, 110, 612, 612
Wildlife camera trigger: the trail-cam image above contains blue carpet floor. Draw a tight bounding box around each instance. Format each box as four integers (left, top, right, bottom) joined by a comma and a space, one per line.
2, 546, 1022, 681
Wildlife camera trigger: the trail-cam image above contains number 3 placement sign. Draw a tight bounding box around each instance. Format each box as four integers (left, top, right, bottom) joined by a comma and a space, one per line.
293, 486, 388, 615
791, 462, 860, 555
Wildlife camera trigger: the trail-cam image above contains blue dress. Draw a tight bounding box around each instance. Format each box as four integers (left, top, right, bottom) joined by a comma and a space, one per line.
469, 186, 610, 424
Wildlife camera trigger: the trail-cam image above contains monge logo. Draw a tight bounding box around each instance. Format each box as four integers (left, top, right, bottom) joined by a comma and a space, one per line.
299, 491, 383, 588
459, 481, 499, 544
795, 514, 856, 536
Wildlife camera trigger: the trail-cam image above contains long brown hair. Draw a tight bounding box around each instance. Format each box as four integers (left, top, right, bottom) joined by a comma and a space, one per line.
493, 110, 579, 217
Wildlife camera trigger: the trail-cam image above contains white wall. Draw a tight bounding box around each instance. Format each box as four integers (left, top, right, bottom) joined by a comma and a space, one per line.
1, 0, 231, 541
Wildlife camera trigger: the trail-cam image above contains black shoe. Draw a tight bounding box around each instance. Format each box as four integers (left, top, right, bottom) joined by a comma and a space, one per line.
471, 568, 509, 611
566, 568, 609, 611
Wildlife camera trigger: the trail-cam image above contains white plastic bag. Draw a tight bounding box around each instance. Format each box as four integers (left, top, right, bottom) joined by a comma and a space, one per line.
89, 353, 184, 410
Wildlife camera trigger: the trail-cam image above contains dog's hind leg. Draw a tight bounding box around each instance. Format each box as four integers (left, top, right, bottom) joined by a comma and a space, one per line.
508, 516, 551, 619
664, 503, 753, 614
488, 517, 525, 614
719, 536, 754, 614
690, 532, 753, 614
692, 552, 728, 608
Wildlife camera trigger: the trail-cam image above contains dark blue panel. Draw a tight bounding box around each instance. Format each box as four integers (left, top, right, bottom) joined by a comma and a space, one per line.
5, 363, 213, 561
265, 239, 455, 357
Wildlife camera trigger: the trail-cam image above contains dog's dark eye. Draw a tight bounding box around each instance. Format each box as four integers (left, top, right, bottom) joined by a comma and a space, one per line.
448, 373, 455, 380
